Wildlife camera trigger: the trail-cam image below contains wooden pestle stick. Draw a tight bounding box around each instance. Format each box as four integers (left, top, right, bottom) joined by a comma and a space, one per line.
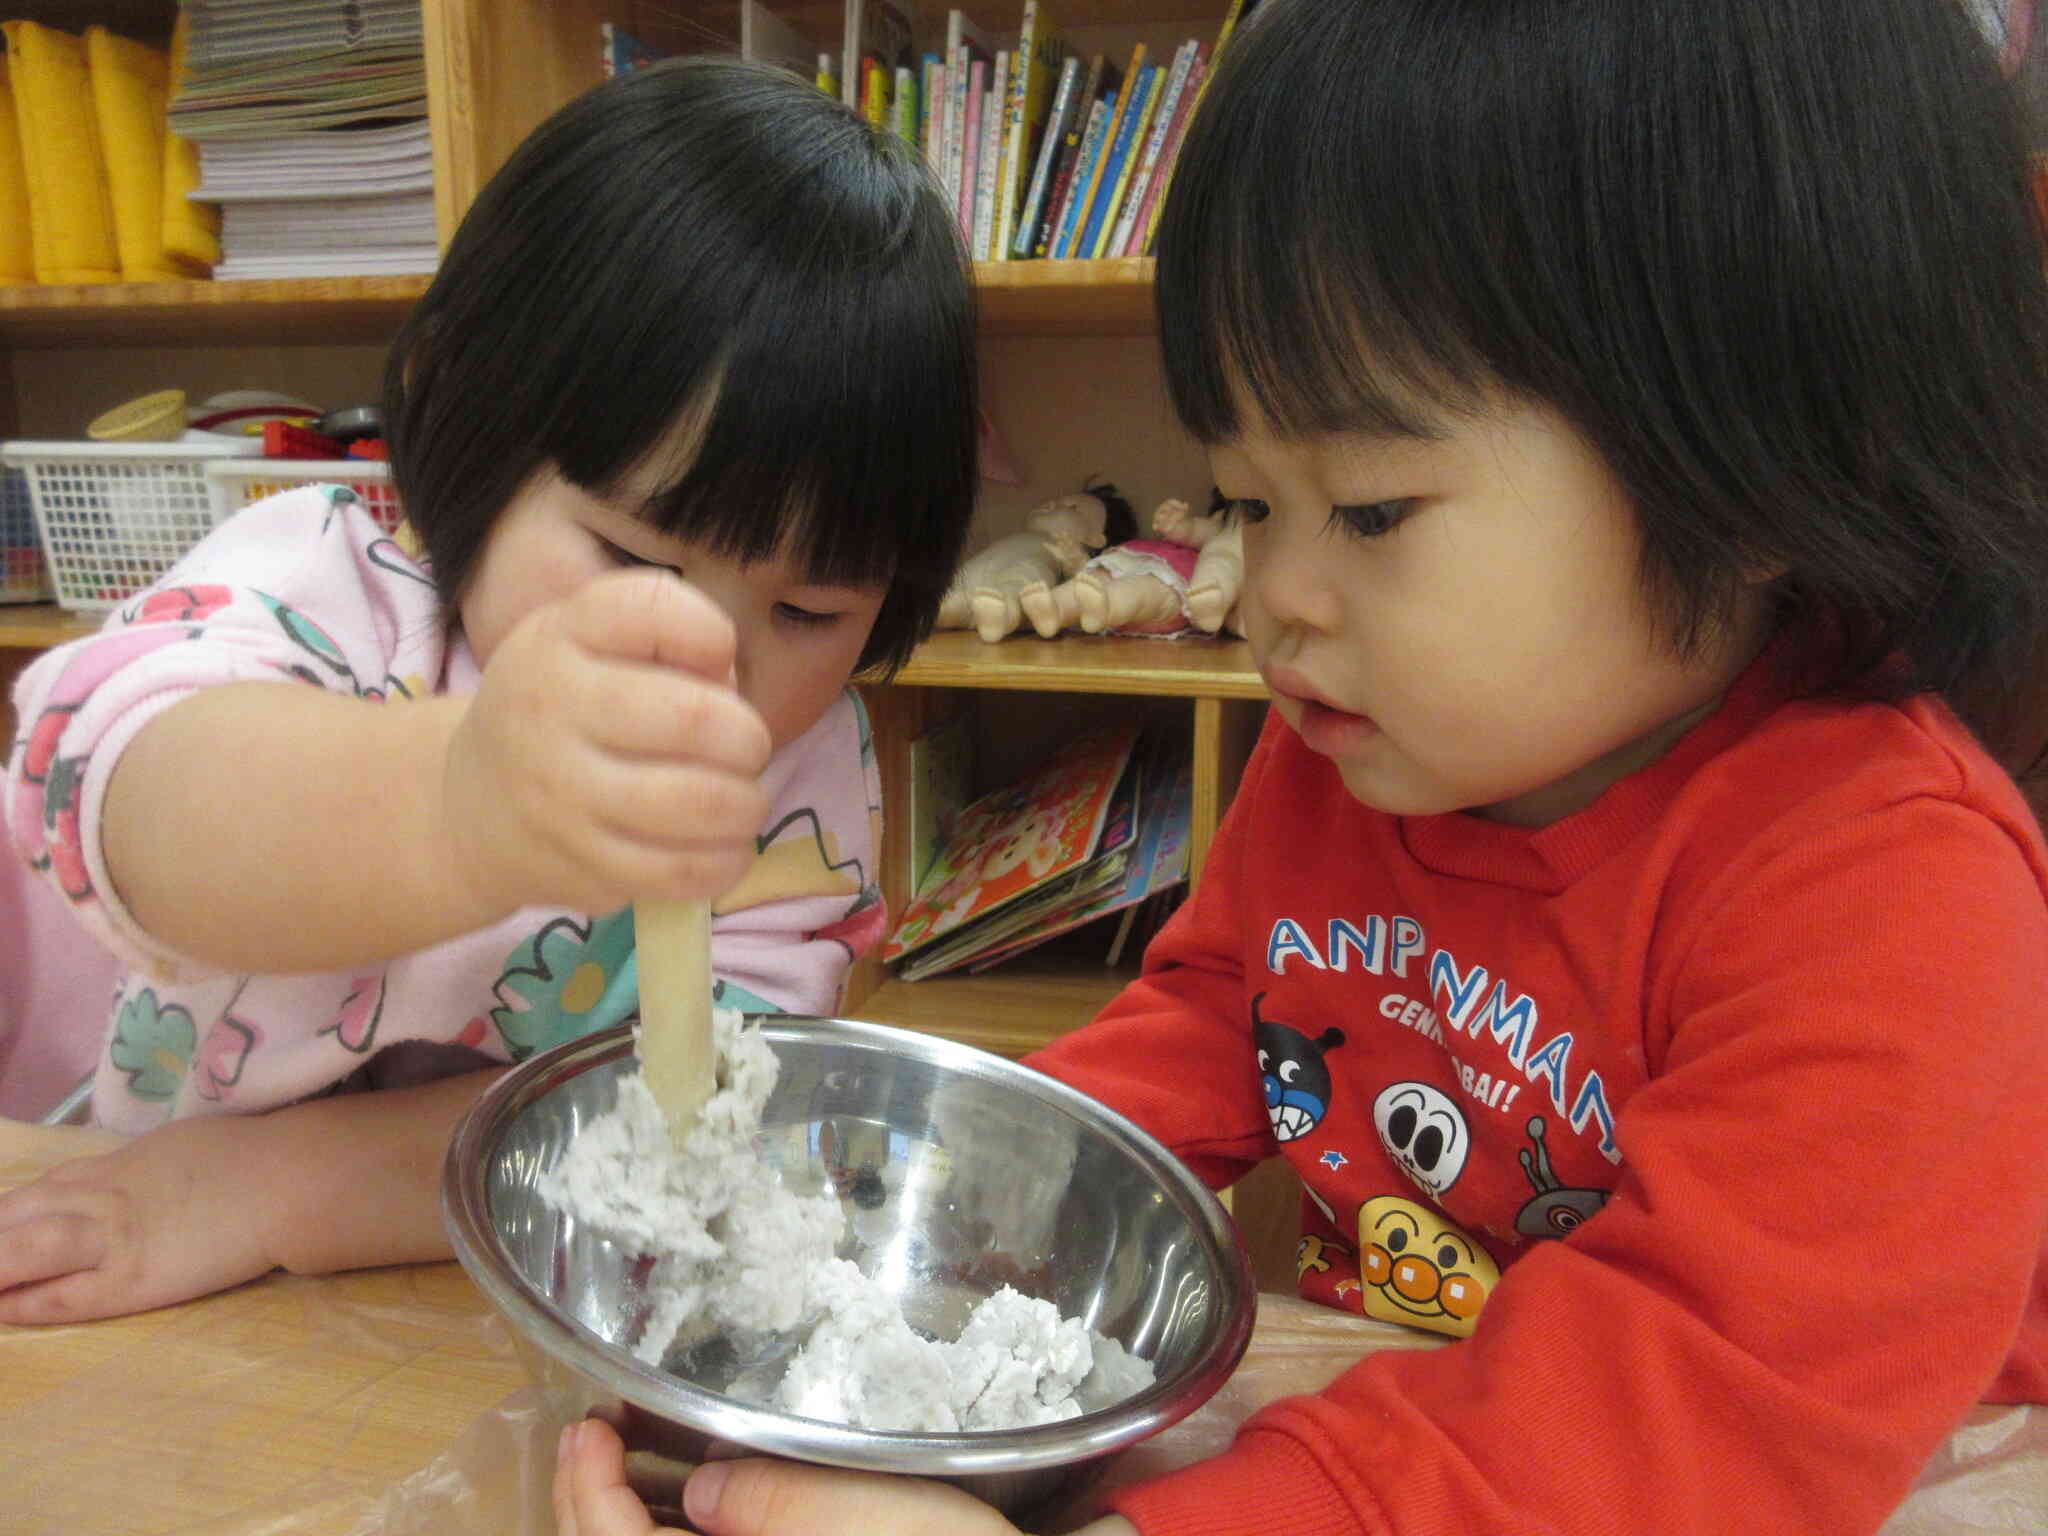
634, 897, 716, 1145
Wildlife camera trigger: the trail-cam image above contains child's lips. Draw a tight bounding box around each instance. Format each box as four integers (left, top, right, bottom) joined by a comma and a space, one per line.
1288, 694, 1380, 756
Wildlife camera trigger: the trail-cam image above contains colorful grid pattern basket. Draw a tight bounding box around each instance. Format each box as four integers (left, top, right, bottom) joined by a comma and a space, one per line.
1, 464, 53, 604
204, 459, 402, 534
0, 440, 260, 611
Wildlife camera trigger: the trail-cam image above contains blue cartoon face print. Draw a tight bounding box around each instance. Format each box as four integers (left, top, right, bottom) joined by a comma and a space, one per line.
1253, 991, 1347, 1142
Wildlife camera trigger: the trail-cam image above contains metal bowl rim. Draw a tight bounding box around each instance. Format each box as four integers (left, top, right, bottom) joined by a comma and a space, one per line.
442, 1016, 1256, 1473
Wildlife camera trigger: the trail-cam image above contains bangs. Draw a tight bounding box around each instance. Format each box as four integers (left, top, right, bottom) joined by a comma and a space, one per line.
1157, 1, 1544, 444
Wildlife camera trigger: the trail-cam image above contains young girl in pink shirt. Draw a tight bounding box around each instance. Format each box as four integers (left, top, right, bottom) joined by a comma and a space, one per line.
0, 56, 976, 1323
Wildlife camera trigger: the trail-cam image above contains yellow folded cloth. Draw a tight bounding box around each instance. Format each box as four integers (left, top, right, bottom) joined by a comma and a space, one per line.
160, 7, 219, 274
1, 20, 119, 283
87, 26, 186, 282
0, 59, 33, 283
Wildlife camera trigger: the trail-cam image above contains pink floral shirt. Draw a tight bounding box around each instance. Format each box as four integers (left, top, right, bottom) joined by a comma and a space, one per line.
5, 485, 884, 1133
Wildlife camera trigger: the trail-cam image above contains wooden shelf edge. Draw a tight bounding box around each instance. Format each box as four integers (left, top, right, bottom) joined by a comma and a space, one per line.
847, 957, 1135, 1060
0, 263, 1155, 347
0, 603, 98, 649
0, 276, 432, 347
890, 630, 1267, 699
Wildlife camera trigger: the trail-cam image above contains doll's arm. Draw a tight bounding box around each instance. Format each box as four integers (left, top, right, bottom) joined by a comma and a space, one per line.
1151, 496, 1229, 549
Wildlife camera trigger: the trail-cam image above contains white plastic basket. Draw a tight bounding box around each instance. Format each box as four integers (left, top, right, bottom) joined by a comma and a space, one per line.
0, 439, 260, 611
204, 458, 403, 534
1, 464, 52, 604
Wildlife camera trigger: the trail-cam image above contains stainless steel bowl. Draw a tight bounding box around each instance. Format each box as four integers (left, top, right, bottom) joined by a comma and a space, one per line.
443, 1017, 1255, 1519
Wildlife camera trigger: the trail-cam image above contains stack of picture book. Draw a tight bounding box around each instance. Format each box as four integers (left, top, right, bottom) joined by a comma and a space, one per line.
169, 0, 436, 278
882, 721, 1194, 982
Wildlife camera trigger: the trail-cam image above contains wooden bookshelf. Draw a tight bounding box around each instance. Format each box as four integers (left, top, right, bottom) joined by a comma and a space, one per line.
0, 603, 97, 649
0, 261, 1157, 348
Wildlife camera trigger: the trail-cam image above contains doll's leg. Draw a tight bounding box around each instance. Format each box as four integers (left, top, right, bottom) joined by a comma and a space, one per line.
1020, 579, 1080, 638
1074, 569, 1183, 634
970, 587, 1026, 643
936, 585, 972, 630
1187, 530, 1245, 633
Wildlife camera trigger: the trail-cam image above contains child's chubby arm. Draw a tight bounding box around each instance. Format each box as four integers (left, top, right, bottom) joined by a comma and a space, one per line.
552, 1420, 1140, 1536
0, 1065, 500, 1324
101, 567, 772, 975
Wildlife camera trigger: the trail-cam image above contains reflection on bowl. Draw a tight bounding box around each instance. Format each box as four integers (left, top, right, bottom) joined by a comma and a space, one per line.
442, 1017, 1256, 1519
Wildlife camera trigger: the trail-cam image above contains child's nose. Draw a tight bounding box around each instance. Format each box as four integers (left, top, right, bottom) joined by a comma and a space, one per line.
1249, 514, 1344, 634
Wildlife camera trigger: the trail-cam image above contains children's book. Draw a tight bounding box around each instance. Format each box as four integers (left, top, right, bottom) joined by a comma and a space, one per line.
1046, 85, 1114, 257
1032, 53, 1114, 257
600, 23, 662, 79
942, 9, 998, 217
973, 51, 1009, 258
893, 62, 919, 143
883, 722, 1141, 971
895, 735, 1145, 981
1123, 49, 1204, 255
1012, 51, 1081, 258
965, 731, 1193, 972
1058, 41, 1144, 258
740, 1, 820, 79
841, 0, 918, 109
996, 0, 1072, 262
958, 54, 988, 241
1107, 38, 1198, 258
1077, 57, 1159, 258
905, 710, 975, 895
919, 51, 944, 170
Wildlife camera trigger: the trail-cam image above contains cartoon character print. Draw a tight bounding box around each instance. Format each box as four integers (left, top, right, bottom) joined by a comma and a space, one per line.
716, 806, 876, 950
108, 986, 196, 1101
1372, 1080, 1471, 1200
1253, 991, 1347, 1142
192, 1003, 259, 1102
1515, 1115, 1611, 1239
11, 625, 196, 899
1298, 1232, 1351, 1281
253, 593, 358, 689
325, 974, 390, 1054
490, 909, 639, 1060
1355, 1193, 1502, 1338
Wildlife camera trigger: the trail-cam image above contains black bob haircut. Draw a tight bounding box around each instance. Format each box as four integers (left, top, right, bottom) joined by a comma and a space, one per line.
1156, 0, 2048, 763
385, 56, 979, 677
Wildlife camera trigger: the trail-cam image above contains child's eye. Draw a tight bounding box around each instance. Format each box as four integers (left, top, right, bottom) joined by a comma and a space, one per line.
1331, 500, 1412, 538
775, 602, 841, 628
597, 535, 675, 572
1226, 497, 1271, 524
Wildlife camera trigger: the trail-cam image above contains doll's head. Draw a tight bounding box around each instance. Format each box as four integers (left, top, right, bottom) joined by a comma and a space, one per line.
1156, 0, 2048, 756
385, 57, 978, 679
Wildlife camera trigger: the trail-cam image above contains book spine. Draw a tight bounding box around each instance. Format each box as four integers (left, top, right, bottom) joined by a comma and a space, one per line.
1108, 39, 1196, 259
944, 44, 970, 213
840, 0, 863, 106
1047, 90, 1110, 258
1036, 53, 1109, 258
1061, 44, 1144, 260
893, 63, 918, 144
1012, 52, 1081, 258
816, 52, 838, 97
925, 56, 947, 177
974, 52, 1008, 259
1139, 48, 1211, 255
1080, 61, 1159, 259
862, 56, 886, 126
958, 56, 986, 243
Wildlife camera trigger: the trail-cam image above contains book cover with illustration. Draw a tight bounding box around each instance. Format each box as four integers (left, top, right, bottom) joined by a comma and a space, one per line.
882, 721, 1140, 968
965, 731, 1192, 972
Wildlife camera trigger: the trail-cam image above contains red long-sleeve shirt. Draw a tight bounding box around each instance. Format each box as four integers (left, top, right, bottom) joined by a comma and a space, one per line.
1030, 661, 2048, 1535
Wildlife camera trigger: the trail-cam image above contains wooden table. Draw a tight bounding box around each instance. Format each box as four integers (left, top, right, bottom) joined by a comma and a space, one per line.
5, 1117, 2033, 1535
1, 1117, 532, 1535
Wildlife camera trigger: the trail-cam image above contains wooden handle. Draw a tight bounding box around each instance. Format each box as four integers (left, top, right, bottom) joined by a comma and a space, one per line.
634, 897, 715, 1144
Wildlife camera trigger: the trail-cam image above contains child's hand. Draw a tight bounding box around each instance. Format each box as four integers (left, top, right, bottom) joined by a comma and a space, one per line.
553, 1420, 658, 1536
442, 568, 775, 917
0, 1115, 275, 1323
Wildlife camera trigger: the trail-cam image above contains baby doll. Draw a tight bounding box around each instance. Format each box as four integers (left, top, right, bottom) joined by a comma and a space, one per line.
933, 481, 1135, 642
1023, 490, 1244, 639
